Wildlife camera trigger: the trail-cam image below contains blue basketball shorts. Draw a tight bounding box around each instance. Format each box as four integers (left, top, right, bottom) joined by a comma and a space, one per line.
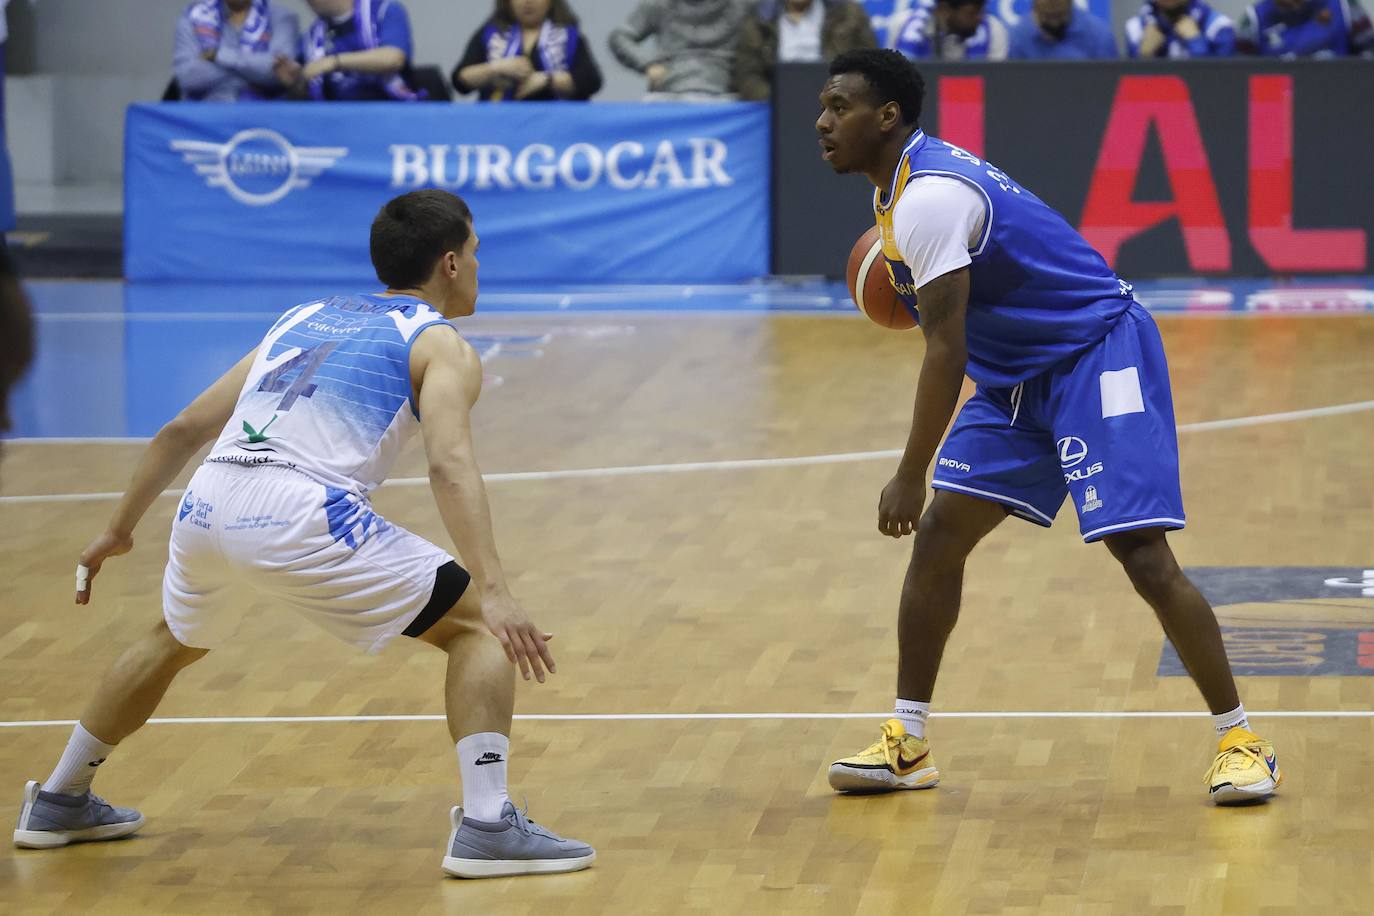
930, 303, 1185, 543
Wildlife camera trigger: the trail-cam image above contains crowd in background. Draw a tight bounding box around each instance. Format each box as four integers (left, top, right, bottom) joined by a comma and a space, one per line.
175, 0, 1374, 104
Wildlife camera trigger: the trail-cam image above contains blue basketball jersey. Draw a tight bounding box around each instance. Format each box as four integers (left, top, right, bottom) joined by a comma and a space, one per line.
207, 293, 453, 495
874, 131, 1134, 388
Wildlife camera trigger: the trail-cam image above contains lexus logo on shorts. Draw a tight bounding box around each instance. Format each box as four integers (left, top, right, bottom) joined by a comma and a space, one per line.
171, 128, 348, 206
1057, 436, 1088, 468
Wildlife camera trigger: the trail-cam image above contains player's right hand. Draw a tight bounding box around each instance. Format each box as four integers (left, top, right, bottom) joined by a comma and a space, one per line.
480, 592, 557, 683
878, 472, 926, 539
75, 529, 134, 605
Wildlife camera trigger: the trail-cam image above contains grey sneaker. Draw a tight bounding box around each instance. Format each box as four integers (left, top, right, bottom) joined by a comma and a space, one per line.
441, 801, 595, 878
14, 780, 145, 849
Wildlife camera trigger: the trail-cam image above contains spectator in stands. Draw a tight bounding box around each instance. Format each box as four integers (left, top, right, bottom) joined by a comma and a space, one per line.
893, 0, 1010, 59
1125, 0, 1236, 57
453, 0, 603, 101
609, 0, 748, 99
1237, 0, 1374, 56
734, 1, 878, 101
1009, 0, 1118, 58
172, 0, 301, 101
293, 0, 420, 100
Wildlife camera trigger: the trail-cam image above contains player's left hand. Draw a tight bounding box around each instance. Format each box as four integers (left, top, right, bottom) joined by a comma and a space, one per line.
878, 472, 926, 539
480, 591, 557, 683
75, 529, 134, 605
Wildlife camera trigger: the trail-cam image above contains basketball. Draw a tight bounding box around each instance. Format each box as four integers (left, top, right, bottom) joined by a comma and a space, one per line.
845, 226, 917, 331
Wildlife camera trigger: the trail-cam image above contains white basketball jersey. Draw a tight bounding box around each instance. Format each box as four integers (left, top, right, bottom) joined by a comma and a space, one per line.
206, 294, 454, 495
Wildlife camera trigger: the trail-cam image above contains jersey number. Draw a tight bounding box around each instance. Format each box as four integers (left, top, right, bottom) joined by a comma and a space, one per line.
256, 342, 340, 411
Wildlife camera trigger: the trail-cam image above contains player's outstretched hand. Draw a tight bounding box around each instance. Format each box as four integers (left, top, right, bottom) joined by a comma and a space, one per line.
75, 529, 134, 605
481, 592, 557, 683
878, 472, 926, 539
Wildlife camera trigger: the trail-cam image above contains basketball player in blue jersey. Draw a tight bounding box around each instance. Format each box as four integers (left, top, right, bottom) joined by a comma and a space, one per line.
815, 50, 1283, 805
13, 190, 595, 876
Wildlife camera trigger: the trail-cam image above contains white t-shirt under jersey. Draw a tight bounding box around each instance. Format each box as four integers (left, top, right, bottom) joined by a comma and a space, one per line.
890, 175, 987, 291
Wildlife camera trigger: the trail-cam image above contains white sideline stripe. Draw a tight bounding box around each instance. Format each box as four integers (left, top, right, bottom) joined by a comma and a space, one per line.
2, 399, 1372, 506
1177, 399, 1374, 431
1, 710, 1372, 729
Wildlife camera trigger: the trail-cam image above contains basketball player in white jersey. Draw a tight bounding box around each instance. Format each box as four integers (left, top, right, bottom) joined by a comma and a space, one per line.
13, 190, 595, 878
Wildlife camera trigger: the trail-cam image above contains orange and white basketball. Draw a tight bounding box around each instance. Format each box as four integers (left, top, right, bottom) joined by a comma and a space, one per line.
845, 226, 917, 331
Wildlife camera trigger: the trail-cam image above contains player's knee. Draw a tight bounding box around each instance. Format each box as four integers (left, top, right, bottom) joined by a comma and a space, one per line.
912, 504, 977, 570
413, 588, 485, 650
1109, 531, 1181, 600
128, 619, 206, 673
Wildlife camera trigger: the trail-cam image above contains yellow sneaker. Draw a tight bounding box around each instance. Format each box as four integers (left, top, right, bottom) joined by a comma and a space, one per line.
828, 719, 940, 793
1205, 726, 1282, 805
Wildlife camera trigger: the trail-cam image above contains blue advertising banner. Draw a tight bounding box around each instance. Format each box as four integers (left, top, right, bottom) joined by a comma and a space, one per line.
125, 102, 770, 284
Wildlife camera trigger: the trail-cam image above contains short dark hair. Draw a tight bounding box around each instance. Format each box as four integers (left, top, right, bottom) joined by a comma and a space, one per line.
828, 49, 926, 127
370, 190, 473, 289
493, 0, 579, 28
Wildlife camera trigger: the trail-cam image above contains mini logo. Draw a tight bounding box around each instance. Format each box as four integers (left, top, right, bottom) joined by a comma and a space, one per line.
88, 757, 106, 767
1057, 436, 1089, 468
895, 750, 929, 773
473, 752, 505, 766
1082, 485, 1103, 513
1065, 462, 1104, 484
178, 490, 195, 522
243, 415, 279, 444
171, 128, 347, 206
938, 457, 971, 473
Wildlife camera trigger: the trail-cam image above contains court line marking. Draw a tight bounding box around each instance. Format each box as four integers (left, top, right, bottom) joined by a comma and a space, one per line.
2, 399, 1372, 506
1, 710, 1372, 729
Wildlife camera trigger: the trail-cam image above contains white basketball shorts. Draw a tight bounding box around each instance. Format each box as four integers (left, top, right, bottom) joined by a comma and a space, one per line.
163, 463, 454, 654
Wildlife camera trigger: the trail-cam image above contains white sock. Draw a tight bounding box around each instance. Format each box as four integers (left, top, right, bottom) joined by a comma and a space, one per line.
894, 699, 931, 740
1213, 704, 1249, 737
42, 723, 116, 796
457, 732, 510, 822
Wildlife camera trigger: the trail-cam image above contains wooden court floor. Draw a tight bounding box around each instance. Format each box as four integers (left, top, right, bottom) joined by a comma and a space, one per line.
2, 311, 1373, 914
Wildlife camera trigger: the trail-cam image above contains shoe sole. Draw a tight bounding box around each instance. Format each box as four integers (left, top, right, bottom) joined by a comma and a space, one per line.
828, 763, 940, 794
441, 851, 596, 878
13, 814, 146, 849
1210, 776, 1277, 806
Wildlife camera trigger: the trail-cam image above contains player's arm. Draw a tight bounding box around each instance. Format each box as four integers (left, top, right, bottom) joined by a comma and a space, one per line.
76, 347, 258, 604
880, 269, 970, 537
413, 325, 556, 683
878, 177, 981, 538
898, 267, 971, 476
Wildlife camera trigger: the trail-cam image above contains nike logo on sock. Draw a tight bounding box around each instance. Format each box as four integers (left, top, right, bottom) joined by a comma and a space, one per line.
474, 752, 504, 766
88, 758, 106, 767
